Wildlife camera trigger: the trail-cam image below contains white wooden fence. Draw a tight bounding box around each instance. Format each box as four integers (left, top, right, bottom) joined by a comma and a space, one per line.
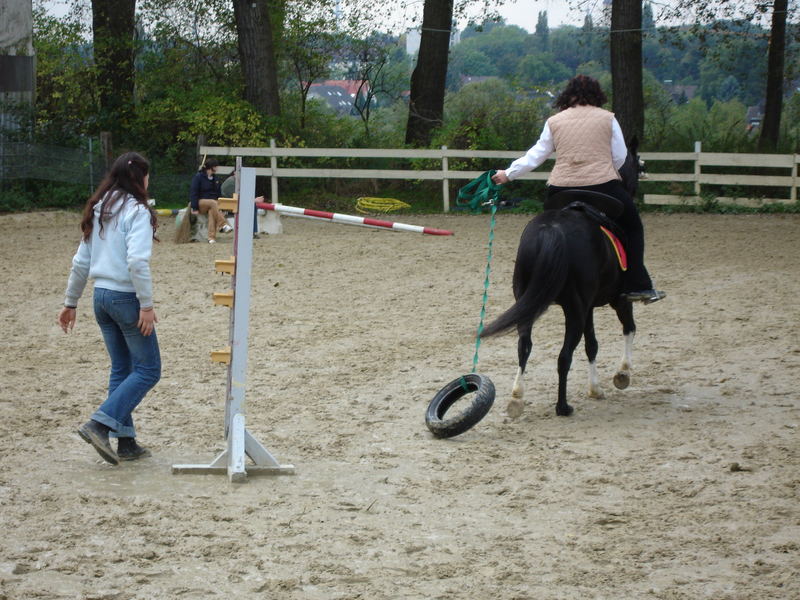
202, 140, 800, 211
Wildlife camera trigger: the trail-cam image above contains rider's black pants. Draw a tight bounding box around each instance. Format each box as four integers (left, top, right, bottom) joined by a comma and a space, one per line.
547, 179, 653, 292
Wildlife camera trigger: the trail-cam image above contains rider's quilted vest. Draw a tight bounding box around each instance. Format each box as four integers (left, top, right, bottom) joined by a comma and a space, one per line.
547, 105, 621, 187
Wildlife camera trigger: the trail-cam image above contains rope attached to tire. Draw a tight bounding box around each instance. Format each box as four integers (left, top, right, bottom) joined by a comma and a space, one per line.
426, 171, 501, 438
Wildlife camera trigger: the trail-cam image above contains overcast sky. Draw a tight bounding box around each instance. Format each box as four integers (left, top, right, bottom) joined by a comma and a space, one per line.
493, 0, 591, 30
40, 0, 594, 33
38, 0, 782, 36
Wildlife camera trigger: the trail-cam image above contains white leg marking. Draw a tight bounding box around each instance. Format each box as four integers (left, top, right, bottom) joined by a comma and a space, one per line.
614, 332, 635, 390
588, 360, 604, 398
508, 367, 525, 418
512, 367, 524, 398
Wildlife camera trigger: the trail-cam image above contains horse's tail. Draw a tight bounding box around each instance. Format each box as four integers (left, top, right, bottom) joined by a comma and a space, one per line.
481, 222, 568, 338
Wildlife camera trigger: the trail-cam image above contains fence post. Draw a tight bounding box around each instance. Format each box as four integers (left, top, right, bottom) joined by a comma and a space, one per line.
87, 136, 94, 195
196, 134, 206, 169
791, 154, 798, 203
441, 145, 449, 212
270, 138, 279, 204
100, 131, 113, 171
693, 140, 702, 199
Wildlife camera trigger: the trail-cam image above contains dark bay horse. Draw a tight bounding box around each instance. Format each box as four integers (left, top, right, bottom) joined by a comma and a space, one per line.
481, 141, 644, 417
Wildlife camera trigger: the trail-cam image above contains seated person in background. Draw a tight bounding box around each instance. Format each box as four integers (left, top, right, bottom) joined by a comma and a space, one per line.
189, 158, 232, 244
220, 173, 264, 239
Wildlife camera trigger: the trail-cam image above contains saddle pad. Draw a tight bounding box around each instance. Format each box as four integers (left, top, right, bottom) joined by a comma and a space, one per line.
600, 226, 627, 271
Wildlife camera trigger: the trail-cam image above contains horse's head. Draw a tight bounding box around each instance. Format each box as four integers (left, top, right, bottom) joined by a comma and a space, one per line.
620, 136, 645, 198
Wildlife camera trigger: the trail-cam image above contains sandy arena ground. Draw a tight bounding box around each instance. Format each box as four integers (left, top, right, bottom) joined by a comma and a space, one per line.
0, 209, 798, 599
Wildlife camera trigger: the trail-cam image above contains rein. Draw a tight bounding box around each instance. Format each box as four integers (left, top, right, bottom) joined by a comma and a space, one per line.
457, 171, 502, 390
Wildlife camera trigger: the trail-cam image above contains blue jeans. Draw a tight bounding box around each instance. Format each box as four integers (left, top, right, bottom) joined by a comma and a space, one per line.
92, 288, 161, 438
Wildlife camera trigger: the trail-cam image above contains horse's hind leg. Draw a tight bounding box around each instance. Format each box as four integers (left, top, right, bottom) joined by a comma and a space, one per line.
612, 301, 636, 389
556, 306, 585, 416
583, 310, 604, 399
508, 322, 533, 419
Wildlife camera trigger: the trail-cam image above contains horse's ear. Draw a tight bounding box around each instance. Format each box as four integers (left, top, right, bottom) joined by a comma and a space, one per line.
627, 135, 639, 154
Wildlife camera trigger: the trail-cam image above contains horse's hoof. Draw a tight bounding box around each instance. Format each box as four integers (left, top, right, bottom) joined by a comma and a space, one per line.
613, 371, 630, 390
588, 387, 605, 399
506, 399, 524, 419
556, 403, 574, 417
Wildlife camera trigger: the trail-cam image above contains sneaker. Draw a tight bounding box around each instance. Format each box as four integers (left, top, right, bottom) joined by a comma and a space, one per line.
117, 438, 151, 461
77, 420, 119, 465
622, 290, 666, 304
220, 224, 233, 234
208, 239, 216, 244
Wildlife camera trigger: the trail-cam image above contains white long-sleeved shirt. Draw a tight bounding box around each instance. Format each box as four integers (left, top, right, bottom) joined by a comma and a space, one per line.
64, 194, 155, 308
505, 117, 628, 181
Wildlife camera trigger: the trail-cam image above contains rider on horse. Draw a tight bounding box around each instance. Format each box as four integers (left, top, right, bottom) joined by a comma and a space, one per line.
492, 75, 664, 304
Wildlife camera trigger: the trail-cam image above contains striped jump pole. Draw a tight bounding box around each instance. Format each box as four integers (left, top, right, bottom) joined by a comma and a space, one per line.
255, 202, 453, 236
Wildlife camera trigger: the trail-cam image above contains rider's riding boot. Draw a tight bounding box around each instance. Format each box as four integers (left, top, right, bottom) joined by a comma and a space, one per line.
622, 290, 666, 304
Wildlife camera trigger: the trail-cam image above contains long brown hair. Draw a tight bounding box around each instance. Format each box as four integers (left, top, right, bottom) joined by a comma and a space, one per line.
80, 152, 157, 241
553, 75, 608, 111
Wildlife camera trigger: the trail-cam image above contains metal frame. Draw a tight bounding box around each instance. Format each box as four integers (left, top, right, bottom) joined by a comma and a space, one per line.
173, 162, 295, 482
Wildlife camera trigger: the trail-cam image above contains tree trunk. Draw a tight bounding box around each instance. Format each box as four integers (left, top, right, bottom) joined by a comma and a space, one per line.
91, 0, 136, 135
405, 0, 453, 147
233, 0, 281, 117
610, 0, 644, 144
758, 0, 787, 151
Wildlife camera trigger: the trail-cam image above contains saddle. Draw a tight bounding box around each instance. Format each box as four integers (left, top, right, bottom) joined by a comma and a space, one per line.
545, 189, 628, 270
544, 189, 623, 219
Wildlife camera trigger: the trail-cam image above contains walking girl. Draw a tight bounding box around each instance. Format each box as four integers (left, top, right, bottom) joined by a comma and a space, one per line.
58, 152, 161, 465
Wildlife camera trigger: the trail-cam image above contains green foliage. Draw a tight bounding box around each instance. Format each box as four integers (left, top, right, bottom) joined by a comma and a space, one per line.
651, 97, 754, 152
515, 53, 572, 87
176, 97, 270, 147
780, 92, 800, 152
446, 49, 498, 89
0, 181, 88, 212
280, 91, 363, 147
643, 69, 677, 146
31, 5, 96, 143
361, 101, 409, 148
434, 79, 551, 153
448, 25, 532, 81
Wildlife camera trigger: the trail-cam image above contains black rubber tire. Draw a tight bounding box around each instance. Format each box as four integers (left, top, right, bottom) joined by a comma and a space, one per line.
425, 373, 495, 438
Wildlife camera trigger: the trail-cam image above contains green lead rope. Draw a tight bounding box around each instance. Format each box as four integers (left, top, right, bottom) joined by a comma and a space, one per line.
458, 171, 502, 391
456, 169, 503, 214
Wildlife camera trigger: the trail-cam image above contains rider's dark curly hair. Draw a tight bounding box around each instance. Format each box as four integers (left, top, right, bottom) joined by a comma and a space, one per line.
553, 75, 608, 111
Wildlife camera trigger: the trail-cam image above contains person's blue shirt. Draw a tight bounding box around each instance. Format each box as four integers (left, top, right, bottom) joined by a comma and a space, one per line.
189, 171, 221, 210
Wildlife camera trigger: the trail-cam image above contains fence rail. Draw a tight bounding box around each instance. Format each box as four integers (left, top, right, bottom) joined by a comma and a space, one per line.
205, 140, 800, 211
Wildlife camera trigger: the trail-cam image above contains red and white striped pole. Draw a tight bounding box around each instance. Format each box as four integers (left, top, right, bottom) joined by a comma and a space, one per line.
255, 202, 453, 236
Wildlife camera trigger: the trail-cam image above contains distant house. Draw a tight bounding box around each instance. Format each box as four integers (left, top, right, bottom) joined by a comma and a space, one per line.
307, 80, 372, 115
307, 84, 352, 114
